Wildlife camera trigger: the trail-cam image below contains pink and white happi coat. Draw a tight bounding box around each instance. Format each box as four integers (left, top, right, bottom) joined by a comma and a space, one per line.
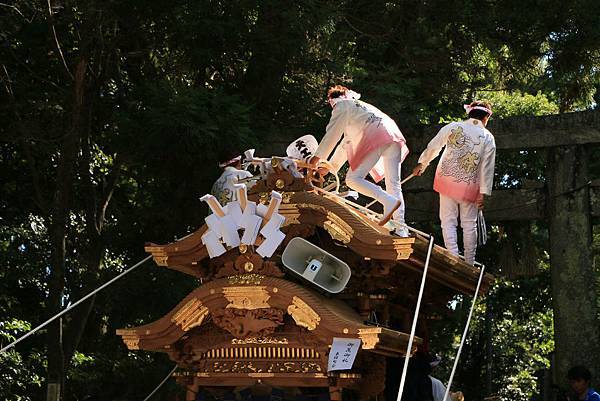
314, 98, 409, 182
418, 119, 496, 203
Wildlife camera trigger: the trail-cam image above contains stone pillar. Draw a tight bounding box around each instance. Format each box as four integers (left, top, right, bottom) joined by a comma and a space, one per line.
546, 145, 600, 387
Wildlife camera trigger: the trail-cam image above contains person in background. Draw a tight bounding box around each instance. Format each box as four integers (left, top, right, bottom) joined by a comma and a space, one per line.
310, 85, 410, 236
412, 101, 496, 264
567, 366, 600, 401
211, 153, 253, 205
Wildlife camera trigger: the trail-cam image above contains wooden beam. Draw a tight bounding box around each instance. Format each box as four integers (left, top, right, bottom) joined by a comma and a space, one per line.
402, 181, 600, 222
490, 110, 600, 150
403, 109, 600, 152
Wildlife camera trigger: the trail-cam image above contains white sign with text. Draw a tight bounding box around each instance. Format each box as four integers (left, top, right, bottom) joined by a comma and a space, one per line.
327, 337, 361, 371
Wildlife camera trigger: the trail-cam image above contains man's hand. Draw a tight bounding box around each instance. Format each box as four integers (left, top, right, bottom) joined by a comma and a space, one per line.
477, 193, 485, 210
308, 156, 320, 167
450, 391, 464, 401
317, 166, 329, 176
412, 163, 425, 176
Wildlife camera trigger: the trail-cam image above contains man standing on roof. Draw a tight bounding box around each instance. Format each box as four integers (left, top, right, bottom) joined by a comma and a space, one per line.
309, 85, 410, 236
211, 153, 253, 205
412, 101, 496, 265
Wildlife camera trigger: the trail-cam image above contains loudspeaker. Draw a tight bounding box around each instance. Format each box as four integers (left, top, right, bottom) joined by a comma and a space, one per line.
281, 237, 351, 294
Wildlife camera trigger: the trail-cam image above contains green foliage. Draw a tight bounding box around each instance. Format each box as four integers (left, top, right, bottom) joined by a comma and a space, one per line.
0, 321, 43, 401
480, 91, 560, 119
430, 267, 554, 401
1, 0, 599, 399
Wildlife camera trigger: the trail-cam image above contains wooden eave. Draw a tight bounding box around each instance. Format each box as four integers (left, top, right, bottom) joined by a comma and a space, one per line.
116, 276, 419, 357
144, 190, 493, 295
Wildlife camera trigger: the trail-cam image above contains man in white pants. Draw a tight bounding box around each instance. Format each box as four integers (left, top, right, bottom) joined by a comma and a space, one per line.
310, 85, 410, 236
412, 101, 496, 264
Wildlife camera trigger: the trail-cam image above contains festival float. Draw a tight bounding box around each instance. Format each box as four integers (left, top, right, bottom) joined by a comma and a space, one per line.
117, 140, 493, 401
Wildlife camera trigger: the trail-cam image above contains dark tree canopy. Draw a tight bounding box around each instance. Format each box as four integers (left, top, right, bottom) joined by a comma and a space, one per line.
1, 0, 599, 400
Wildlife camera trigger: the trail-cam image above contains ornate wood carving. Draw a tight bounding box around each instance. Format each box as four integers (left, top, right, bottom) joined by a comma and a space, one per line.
115, 329, 140, 350
171, 298, 210, 332
204, 360, 324, 374
227, 274, 265, 285
287, 296, 321, 330
210, 250, 285, 280
222, 286, 271, 310
212, 308, 284, 338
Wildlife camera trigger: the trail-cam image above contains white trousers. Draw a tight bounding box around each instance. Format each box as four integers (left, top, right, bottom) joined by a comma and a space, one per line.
439, 194, 478, 264
345, 142, 405, 224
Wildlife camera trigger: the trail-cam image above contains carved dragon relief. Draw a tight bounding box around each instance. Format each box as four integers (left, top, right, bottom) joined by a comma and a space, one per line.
212, 307, 285, 338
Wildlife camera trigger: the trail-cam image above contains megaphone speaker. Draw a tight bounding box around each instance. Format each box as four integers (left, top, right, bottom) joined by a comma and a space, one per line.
282, 237, 351, 294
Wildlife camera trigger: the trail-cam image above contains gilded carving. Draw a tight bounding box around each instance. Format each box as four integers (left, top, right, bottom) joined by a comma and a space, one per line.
171, 298, 210, 332
281, 192, 293, 204
323, 211, 354, 244
154, 256, 169, 266
205, 361, 323, 374
212, 308, 284, 338
323, 220, 352, 244
123, 337, 140, 350
358, 328, 381, 349
231, 337, 289, 345
223, 286, 271, 310
259, 192, 270, 205
396, 248, 413, 260
116, 329, 141, 350
227, 274, 265, 285
288, 296, 320, 330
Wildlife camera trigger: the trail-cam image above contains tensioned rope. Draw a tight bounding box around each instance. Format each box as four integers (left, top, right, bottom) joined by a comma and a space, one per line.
0, 254, 153, 353
142, 365, 179, 401
442, 263, 487, 401
396, 234, 435, 401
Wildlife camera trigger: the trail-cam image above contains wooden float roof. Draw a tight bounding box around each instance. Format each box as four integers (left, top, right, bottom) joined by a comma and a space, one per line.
145, 189, 493, 295
117, 276, 418, 357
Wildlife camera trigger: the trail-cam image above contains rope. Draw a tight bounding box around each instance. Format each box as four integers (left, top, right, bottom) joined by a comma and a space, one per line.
442, 264, 487, 401
0, 254, 153, 353
396, 235, 435, 401
142, 365, 178, 401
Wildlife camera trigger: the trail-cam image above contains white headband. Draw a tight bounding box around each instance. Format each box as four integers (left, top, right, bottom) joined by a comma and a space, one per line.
219, 155, 242, 168
464, 104, 493, 116
329, 90, 361, 107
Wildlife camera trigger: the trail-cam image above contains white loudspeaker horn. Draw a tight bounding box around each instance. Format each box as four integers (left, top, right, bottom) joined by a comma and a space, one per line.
281, 237, 351, 294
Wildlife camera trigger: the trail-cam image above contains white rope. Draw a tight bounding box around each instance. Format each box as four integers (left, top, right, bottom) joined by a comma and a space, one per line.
442, 264, 486, 401
0, 254, 153, 353
396, 235, 435, 401
142, 365, 178, 401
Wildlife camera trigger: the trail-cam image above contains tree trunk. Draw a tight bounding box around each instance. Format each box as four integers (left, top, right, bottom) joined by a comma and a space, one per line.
46, 58, 87, 401
546, 145, 600, 388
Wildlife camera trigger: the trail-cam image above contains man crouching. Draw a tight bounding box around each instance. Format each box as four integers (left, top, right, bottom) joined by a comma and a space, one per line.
310, 85, 410, 236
